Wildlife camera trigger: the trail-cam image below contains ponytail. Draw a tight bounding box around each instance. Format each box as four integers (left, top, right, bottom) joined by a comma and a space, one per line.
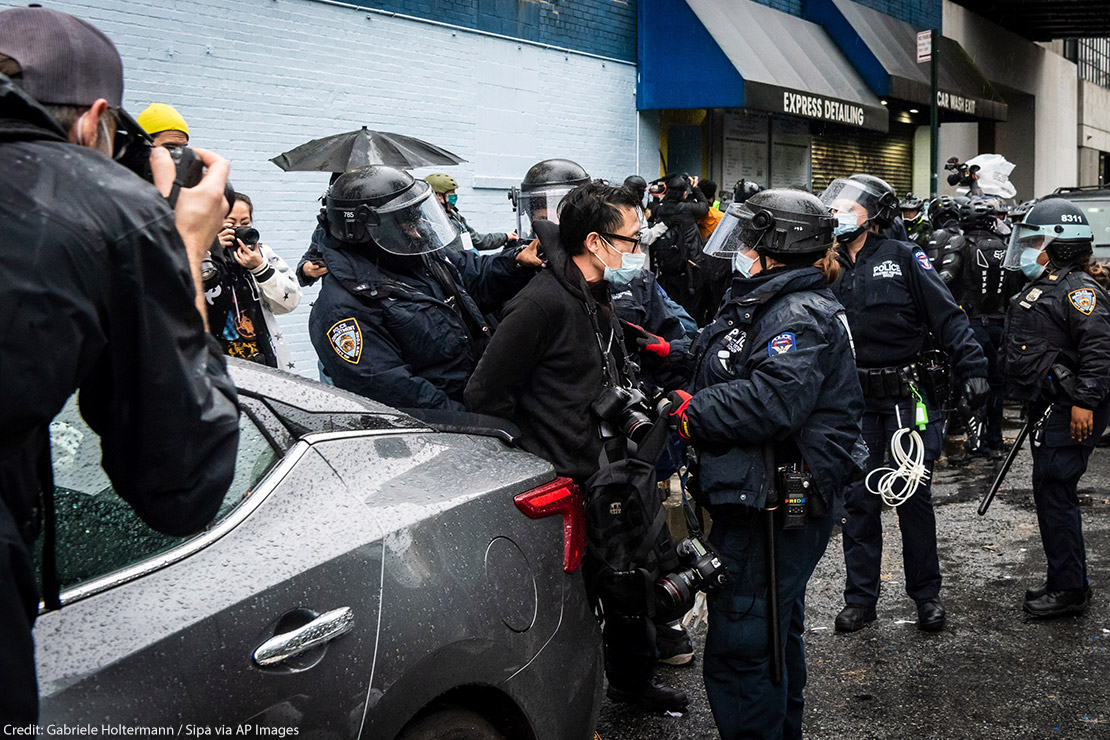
1077, 255, 1110, 289
815, 246, 841, 284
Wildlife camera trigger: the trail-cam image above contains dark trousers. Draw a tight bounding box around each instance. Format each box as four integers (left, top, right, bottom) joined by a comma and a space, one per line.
602, 612, 657, 689
842, 409, 943, 606
1031, 403, 1110, 592
970, 321, 1005, 449
704, 508, 832, 740
0, 508, 39, 722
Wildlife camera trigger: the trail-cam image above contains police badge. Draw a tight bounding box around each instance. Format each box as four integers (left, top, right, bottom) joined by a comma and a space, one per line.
329, 318, 363, 363
1068, 289, 1096, 316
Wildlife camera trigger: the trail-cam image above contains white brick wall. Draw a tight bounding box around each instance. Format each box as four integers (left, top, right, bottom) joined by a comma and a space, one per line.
11, 0, 653, 377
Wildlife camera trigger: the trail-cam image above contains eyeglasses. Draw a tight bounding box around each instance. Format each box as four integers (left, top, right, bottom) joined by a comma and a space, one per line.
600, 232, 643, 252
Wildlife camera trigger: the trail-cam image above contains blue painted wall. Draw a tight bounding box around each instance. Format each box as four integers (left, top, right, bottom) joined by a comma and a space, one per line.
747, 0, 942, 30
334, 0, 639, 61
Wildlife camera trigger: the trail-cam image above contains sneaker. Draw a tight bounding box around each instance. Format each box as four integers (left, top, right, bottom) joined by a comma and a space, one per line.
606, 678, 689, 713
656, 620, 695, 666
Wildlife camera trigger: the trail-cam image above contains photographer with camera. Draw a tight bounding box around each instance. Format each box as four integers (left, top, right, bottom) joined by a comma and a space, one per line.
202, 192, 301, 369
661, 189, 864, 739
465, 181, 689, 713
0, 8, 239, 721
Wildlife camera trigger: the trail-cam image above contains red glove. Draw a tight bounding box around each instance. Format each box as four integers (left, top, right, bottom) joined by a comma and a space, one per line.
622, 321, 671, 359
663, 390, 693, 439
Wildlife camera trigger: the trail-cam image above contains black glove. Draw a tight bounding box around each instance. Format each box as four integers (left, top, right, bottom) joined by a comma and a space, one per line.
963, 377, 990, 410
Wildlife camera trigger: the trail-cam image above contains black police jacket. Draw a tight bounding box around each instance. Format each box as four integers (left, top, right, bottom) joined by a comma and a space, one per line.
833, 232, 987, 409
465, 220, 629, 482
611, 271, 697, 342
0, 77, 239, 547
1001, 266, 1110, 409
925, 225, 964, 287
955, 228, 1021, 321
684, 268, 865, 510
310, 230, 531, 411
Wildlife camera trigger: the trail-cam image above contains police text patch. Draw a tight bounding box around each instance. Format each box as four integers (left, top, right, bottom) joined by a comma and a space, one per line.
768, 332, 797, 356
329, 318, 363, 364
873, 260, 902, 278
1069, 289, 1096, 316
914, 251, 933, 271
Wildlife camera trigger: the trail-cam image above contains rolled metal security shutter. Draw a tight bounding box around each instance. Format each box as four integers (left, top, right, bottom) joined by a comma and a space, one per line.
811, 126, 913, 197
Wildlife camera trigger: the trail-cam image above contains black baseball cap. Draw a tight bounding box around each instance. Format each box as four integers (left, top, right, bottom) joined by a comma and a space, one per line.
0, 6, 124, 107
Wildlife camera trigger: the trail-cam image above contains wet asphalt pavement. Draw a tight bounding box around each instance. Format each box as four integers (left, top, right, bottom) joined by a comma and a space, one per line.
597, 412, 1110, 739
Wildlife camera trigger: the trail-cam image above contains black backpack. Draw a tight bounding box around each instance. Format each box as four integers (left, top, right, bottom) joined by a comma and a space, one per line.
582, 417, 680, 619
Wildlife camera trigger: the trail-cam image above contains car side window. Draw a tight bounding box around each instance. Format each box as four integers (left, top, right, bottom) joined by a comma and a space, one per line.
39, 396, 280, 590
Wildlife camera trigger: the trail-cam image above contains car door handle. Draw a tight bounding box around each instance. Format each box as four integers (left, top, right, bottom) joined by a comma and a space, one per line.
253, 607, 354, 667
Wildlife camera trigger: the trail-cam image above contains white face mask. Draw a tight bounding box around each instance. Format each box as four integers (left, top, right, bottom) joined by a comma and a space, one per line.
1019, 247, 1045, 279
732, 249, 757, 278
594, 235, 643, 282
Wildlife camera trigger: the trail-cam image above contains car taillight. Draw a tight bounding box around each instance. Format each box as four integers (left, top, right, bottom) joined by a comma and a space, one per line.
514, 477, 586, 574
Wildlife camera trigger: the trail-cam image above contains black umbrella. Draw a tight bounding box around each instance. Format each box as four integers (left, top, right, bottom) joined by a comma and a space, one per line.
270, 126, 467, 172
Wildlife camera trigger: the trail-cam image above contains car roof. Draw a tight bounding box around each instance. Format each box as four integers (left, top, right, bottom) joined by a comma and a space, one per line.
1051, 186, 1110, 199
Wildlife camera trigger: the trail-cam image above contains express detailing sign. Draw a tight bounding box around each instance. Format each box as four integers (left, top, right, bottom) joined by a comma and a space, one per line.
743, 82, 889, 133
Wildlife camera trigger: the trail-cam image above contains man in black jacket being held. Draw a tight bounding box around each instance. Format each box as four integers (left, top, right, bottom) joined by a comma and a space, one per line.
465, 182, 687, 712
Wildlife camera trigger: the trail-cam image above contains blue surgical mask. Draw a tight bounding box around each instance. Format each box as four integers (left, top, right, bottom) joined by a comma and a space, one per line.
602, 249, 646, 286
833, 213, 860, 238
732, 250, 757, 278
446, 193, 458, 206
1020, 247, 1045, 279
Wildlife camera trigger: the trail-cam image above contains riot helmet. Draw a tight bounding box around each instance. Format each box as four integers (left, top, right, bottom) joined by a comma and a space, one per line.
1009, 199, 1036, 224
1004, 197, 1093, 272
323, 166, 457, 255
509, 158, 590, 240
623, 175, 648, 197
899, 194, 924, 222
705, 189, 835, 264
819, 175, 898, 243
959, 199, 997, 231
928, 195, 961, 229
733, 179, 763, 204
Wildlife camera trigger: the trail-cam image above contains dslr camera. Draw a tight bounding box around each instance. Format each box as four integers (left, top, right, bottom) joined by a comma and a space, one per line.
655, 534, 730, 613
592, 386, 654, 443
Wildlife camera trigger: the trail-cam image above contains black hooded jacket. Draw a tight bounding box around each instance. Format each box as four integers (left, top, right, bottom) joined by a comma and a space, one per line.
0, 76, 240, 546
465, 220, 627, 481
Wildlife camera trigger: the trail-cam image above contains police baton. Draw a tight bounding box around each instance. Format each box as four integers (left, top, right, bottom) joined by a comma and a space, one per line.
762, 444, 784, 686
977, 420, 1031, 516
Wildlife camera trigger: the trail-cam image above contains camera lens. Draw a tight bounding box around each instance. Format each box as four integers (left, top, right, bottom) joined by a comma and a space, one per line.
655, 569, 697, 614
620, 409, 653, 444
234, 226, 260, 246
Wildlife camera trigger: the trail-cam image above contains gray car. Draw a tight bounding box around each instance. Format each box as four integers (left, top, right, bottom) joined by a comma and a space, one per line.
34, 360, 603, 739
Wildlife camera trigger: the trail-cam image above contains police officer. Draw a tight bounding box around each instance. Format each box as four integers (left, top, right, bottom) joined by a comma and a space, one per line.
900, 194, 933, 250
650, 175, 716, 324
510, 158, 591, 240
662, 189, 865, 739
1001, 197, 1110, 618
309, 166, 540, 410
924, 195, 966, 285
820, 175, 989, 633
850, 174, 910, 242
950, 199, 1023, 458
0, 7, 239, 720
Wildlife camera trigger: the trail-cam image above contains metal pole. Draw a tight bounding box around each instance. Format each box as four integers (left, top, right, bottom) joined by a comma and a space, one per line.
930, 28, 940, 199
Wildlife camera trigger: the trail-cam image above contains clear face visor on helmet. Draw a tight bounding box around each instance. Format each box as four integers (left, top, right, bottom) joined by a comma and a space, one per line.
328, 180, 457, 255
1003, 220, 1094, 270
702, 206, 747, 259
818, 179, 886, 222
514, 184, 576, 240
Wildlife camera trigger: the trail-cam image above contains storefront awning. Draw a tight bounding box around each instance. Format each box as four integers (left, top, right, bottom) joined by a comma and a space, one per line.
805, 0, 1008, 122
637, 0, 889, 133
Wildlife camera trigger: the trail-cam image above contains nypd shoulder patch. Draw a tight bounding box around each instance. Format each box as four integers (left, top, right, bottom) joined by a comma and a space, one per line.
768, 332, 797, 357
914, 250, 934, 271
329, 318, 363, 364
1069, 288, 1096, 316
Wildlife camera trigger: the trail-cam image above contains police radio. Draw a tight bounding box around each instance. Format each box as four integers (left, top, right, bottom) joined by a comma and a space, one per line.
777, 466, 812, 530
